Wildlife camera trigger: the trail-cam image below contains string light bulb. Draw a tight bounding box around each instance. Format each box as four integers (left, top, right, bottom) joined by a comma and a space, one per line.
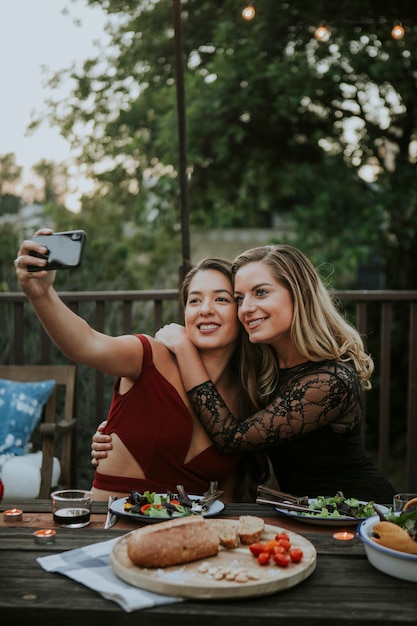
242, 4, 255, 21
391, 22, 405, 40
314, 23, 330, 42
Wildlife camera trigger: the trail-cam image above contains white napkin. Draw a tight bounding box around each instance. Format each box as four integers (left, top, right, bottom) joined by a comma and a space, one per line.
37, 537, 183, 612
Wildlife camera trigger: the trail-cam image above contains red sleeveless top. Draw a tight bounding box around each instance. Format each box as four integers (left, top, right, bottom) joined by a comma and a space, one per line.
93, 334, 240, 493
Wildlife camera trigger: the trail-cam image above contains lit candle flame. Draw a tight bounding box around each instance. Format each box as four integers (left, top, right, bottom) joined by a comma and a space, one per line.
333, 531, 355, 541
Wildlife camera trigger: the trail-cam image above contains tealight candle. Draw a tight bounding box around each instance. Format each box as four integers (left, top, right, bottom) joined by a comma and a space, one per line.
333, 531, 355, 541
33, 529, 56, 544
3, 508, 23, 522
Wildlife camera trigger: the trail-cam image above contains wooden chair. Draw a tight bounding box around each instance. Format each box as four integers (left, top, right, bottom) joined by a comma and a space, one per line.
0, 364, 77, 498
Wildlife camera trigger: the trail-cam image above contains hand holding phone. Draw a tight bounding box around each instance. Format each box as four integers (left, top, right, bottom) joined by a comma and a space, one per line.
28, 230, 86, 272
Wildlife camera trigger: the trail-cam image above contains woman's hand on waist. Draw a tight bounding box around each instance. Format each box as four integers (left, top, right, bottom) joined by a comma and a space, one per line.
91, 420, 112, 466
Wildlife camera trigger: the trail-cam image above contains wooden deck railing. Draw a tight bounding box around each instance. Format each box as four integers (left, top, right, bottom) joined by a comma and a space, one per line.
1, 289, 416, 492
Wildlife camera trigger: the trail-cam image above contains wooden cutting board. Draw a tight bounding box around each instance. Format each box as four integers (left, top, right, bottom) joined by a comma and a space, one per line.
111, 519, 317, 599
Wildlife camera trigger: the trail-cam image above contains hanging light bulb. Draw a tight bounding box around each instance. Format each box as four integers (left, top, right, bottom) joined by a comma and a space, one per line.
391, 22, 405, 40
314, 23, 330, 42
242, 4, 255, 21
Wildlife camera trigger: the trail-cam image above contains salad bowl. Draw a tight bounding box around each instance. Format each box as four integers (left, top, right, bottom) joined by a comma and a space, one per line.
358, 516, 417, 583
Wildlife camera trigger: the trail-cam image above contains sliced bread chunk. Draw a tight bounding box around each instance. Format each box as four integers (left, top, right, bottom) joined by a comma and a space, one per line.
238, 515, 265, 544
210, 519, 240, 549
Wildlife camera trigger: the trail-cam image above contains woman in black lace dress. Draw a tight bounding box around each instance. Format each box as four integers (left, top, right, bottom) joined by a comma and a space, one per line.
156, 244, 396, 504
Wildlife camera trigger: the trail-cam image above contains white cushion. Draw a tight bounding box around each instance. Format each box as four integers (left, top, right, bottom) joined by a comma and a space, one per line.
0, 451, 61, 499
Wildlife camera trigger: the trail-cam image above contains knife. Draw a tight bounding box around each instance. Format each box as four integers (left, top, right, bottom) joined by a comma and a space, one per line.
104, 496, 118, 529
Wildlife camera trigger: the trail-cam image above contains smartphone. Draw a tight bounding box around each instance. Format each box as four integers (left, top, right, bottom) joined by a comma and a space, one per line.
28, 230, 86, 272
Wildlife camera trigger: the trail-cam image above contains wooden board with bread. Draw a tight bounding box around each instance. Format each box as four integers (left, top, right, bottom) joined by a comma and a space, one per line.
111, 515, 317, 599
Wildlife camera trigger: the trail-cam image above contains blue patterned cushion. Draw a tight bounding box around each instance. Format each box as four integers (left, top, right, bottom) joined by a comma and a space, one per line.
0, 378, 55, 455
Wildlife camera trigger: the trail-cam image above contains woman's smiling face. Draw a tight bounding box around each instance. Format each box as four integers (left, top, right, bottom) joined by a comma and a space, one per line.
184, 269, 240, 352
234, 261, 294, 350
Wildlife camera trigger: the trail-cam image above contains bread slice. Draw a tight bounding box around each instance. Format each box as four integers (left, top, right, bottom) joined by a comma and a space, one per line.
238, 515, 265, 544
127, 516, 220, 568
372, 521, 417, 555
210, 519, 240, 548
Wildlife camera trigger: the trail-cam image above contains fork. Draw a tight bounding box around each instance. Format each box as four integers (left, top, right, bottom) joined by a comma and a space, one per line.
176, 483, 224, 513
198, 489, 224, 506
104, 495, 118, 529
257, 484, 309, 505
256, 496, 316, 514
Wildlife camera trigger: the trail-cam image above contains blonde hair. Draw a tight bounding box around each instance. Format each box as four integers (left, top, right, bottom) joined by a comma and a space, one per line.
233, 244, 374, 391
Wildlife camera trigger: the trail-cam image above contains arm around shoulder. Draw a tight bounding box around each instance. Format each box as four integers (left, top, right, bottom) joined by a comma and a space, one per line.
155, 323, 209, 390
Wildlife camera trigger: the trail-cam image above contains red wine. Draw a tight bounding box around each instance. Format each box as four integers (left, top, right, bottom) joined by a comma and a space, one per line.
53, 507, 90, 527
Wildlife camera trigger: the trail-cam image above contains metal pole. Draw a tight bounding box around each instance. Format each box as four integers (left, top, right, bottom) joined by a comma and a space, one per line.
172, 0, 191, 284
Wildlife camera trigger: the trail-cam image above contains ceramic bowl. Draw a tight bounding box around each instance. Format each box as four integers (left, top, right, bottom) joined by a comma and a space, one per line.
357, 516, 417, 583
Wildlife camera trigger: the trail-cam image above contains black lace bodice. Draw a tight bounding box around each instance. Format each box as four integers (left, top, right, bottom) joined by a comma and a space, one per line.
188, 360, 362, 452
188, 360, 397, 502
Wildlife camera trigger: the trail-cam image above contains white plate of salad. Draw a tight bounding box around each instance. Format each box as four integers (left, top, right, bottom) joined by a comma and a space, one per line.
274, 495, 386, 526
110, 491, 225, 523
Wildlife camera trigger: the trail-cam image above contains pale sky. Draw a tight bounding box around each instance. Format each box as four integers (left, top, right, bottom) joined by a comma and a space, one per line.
0, 0, 109, 206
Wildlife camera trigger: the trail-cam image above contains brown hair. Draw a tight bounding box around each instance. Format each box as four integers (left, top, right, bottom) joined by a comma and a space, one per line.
179, 257, 274, 500
180, 257, 234, 306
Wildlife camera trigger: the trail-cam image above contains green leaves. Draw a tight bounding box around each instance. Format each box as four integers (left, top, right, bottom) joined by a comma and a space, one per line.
31, 0, 417, 288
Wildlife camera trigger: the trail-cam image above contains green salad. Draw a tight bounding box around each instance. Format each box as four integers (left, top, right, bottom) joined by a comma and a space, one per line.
384, 508, 417, 540
123, 490, 202, 518
303, 495, 376, 519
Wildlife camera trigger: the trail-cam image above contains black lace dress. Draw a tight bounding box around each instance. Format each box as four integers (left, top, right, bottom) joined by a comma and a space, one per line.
188, 360, 396, 504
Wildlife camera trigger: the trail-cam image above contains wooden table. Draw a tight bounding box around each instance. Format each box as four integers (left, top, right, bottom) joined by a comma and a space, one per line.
1, 498, 416, 625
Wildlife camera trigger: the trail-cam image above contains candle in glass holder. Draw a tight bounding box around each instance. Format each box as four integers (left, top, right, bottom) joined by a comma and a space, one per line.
3, 508, 23, 522
33, 529, 56, 544
333, 531, 355, 541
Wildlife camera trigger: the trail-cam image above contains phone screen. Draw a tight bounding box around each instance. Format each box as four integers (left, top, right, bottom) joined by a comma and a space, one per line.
28, 231, 86, 271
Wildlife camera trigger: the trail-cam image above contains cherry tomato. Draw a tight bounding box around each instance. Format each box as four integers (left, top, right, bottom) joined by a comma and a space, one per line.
273, 545, 287, 555
169, 499, 181, 506
257, 551, 271, 566
249, 542, 267, 556
141, 503, 162, 514
264, 540, 281, 553
275, 532, 290, 542
289, 548, 304, 563
274, 552, 290, 567
277, 539, 291, 552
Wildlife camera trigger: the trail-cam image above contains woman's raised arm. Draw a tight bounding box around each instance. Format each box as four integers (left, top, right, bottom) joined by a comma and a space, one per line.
15, 230, 142, 379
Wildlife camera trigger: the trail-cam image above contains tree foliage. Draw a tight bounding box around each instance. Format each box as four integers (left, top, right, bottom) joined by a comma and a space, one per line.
31, 160, 69, 205
0, 152, 22, 196
0, 153, 23, 214
42, 193, 182, 292
31, 0, 417, 290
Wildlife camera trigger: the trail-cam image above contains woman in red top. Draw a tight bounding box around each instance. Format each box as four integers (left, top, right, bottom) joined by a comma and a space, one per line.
15, 230, 270, 501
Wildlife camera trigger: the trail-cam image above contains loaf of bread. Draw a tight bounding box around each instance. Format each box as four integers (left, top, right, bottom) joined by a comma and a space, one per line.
127, 516, 220, 568
238, 515, 265, 544
371, 521, 417, 555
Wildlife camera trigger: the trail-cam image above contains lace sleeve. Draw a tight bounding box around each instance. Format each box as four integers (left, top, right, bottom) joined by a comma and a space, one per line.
187, 365, 360, 453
